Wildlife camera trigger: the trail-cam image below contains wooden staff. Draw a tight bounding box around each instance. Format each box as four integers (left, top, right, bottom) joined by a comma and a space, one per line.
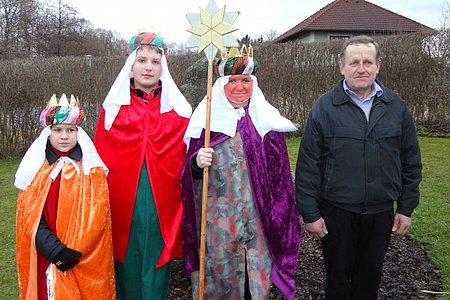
185, 1, 240, 298
198, 59, 214, 300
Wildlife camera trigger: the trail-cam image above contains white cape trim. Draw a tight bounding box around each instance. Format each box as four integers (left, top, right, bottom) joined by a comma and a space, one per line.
183, 75, 297, 146
14, 127, 108, 190
102, 47, 192, 130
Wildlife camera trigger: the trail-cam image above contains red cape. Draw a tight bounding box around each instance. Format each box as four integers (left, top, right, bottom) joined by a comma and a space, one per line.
94, 89, 189, 267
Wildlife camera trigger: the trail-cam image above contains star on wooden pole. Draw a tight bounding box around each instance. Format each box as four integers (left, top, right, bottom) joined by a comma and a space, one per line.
186, 2, 240, 299
186, 0, 239, 61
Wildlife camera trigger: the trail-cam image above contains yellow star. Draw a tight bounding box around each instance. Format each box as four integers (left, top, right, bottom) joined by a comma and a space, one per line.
186, 0, 239, 58
187, 6, 237, 53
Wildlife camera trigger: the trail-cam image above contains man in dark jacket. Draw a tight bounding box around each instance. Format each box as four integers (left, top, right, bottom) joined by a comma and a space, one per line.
295, 35, 422, 300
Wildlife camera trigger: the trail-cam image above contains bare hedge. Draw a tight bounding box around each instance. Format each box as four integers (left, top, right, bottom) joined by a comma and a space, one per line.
0, 32, 449, 158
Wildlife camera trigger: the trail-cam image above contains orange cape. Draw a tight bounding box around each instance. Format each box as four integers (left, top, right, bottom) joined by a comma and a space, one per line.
16, 161, 115, 299
94, 91, 189, 267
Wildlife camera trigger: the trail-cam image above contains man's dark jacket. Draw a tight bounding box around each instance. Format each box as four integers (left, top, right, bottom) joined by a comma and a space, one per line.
295, 79, 422, 223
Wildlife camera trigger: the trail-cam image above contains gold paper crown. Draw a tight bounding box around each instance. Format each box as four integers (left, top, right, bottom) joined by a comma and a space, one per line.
221, 44, 253, 59
47, 93, 80, 107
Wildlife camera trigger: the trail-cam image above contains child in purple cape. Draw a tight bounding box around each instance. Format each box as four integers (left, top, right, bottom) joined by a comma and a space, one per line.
180, 47, 301, 300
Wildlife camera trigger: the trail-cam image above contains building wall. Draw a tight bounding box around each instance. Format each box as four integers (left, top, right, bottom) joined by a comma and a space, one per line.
297, 31, 374, 43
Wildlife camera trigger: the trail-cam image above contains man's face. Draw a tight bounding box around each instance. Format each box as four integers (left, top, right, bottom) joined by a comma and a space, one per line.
339, 43, 381, 99
224, 74, 253, 106
131, 45, 163, 93
49, 124, 78, 152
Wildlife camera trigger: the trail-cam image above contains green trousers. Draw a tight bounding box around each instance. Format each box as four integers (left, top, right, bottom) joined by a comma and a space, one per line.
114, 163, 171, 300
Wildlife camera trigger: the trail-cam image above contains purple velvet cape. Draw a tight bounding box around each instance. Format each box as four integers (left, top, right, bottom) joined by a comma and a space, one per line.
180, 107, 301, 300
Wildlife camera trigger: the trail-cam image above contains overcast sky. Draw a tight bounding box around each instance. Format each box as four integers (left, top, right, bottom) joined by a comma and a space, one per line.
64, 0, 448, 44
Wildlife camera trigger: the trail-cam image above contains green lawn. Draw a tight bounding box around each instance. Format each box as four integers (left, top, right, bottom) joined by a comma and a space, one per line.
287, 136, 450, 297
1, 137, 449, 298
0, 159, 20, 299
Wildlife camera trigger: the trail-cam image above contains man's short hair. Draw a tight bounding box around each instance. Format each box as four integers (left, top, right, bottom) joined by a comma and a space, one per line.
338, 35, 381, 64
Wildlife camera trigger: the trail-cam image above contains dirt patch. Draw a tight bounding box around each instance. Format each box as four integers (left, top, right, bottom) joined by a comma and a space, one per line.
168, 223, 443, 299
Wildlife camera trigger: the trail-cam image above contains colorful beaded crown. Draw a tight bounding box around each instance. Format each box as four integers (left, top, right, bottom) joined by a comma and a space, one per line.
39, 93, 86, 127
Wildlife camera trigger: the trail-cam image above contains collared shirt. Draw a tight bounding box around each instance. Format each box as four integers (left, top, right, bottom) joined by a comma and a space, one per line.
130, 79, 162, 100
45, 141, 82, 164
343, 80, 383, 121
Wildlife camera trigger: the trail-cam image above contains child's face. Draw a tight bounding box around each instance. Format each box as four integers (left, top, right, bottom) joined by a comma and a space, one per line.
49, 124, 78, 152
131, 45, 163, 94
224, 74, 253, 106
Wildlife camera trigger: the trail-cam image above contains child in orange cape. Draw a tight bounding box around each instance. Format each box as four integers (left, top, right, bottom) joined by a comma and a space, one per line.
15, 94, 115, 299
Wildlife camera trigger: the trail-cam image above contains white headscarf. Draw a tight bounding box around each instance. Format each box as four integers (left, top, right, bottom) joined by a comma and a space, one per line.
102, 46, 192, 130
14, 126, 108, 190
183, 75, 298, 146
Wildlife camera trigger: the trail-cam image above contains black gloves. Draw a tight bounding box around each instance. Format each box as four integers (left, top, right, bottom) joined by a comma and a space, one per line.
51, 247, 82, 271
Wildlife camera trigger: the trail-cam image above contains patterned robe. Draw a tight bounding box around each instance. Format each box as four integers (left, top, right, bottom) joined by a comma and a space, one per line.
181, 106, 301, 300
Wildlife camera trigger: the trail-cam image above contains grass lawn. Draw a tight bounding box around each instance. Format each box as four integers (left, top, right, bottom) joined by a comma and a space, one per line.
287, 136, 450, 298
1, 137, 449, 299
0, 159, 20, 299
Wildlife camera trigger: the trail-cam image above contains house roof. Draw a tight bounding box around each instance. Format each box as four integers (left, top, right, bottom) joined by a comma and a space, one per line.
273, 0, 434, 43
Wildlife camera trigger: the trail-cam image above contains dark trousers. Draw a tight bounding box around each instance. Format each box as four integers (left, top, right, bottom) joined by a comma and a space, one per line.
320, 204, 394, 300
